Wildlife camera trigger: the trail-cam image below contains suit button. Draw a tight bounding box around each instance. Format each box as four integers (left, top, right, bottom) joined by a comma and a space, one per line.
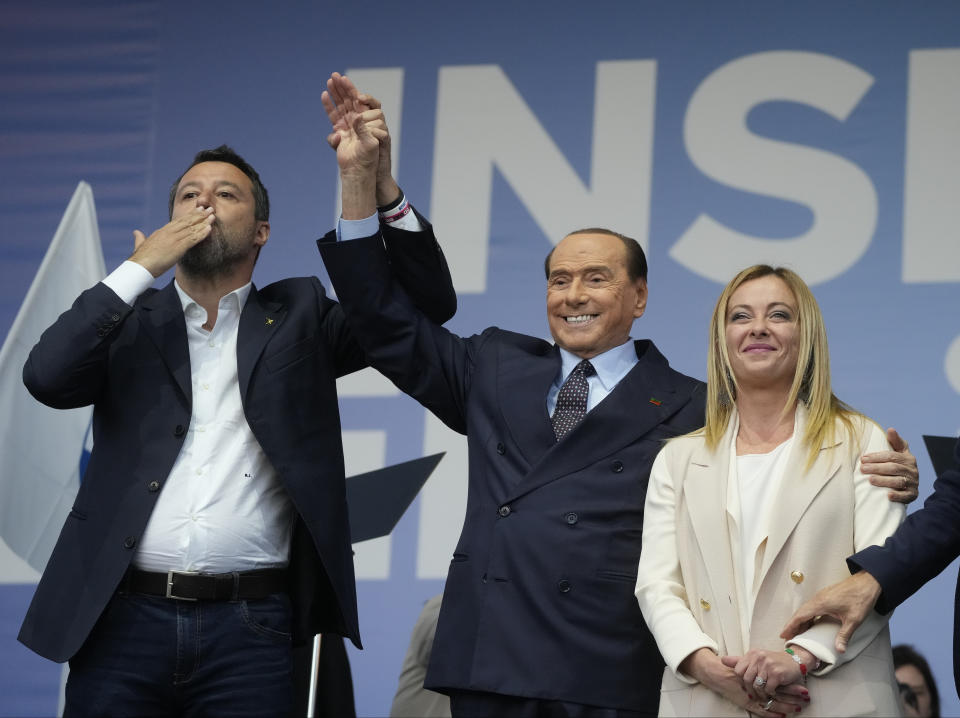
564, 512, 578, 525
123, 536, 137, 549
173, 424, 186, 437
496, 443, 505, 455
498, 505, 511, 517
790, 570, 804, 584
110, 313, 121, 322
700, 598, 711, 611
96, 328, 107, 337
481, 573, 488, 584
610, 460, 624, 473
557, 579, 572, 593
148, 480, 160, 492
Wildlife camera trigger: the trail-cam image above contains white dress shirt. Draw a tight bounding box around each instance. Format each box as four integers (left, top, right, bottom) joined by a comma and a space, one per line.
103, 261, 294, 572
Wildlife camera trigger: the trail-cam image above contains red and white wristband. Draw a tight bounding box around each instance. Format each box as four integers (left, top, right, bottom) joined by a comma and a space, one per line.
379, 193, 411, 224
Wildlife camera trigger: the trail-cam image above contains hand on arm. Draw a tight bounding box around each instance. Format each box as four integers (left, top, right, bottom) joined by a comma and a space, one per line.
862, 428, 919, 504
779, 570, 881, 654
129, 206, 214, 277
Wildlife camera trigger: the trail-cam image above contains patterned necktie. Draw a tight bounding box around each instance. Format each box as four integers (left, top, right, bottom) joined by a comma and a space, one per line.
552, 359, 595, 441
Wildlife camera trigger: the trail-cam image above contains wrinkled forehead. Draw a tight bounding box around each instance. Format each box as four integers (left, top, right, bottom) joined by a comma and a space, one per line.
177, 161, 251, 193
550, 232, 627, 271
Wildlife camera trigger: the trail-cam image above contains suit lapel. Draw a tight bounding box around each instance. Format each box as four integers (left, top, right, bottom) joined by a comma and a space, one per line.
756, 406, 842, 583
138, 281, 192, 403
507, 341, 685, 500
684, 419, 745, 655
497, 343, 561, 468
236, 285, 285, 400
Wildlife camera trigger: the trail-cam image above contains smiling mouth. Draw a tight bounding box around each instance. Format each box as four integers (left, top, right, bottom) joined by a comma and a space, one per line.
564, 314, 597, 325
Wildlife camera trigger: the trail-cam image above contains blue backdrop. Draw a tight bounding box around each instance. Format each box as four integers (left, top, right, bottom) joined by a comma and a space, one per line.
1, 2, 959, 715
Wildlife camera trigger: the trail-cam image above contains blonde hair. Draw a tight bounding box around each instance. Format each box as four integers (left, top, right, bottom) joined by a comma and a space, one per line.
704, 265, 861, 468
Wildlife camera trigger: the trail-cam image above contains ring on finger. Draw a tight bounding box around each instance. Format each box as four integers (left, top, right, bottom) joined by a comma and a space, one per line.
764, 698, 775, 710
753, 676, 767, 689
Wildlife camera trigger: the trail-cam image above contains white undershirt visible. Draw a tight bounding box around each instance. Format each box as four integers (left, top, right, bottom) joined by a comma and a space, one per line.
103, 261, 294, 573
731, 434, 795, 640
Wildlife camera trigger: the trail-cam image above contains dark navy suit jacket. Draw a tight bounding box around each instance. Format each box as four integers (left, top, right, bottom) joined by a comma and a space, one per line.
318, 230, 706, 712
850, 438, 960, 696
19, 225, 455, 663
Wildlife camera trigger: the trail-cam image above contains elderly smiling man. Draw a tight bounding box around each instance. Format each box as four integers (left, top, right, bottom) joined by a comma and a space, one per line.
317, 73, 921, 717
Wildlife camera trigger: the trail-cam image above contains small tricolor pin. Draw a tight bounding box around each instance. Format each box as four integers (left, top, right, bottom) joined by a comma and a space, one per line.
649, 397, 662, 406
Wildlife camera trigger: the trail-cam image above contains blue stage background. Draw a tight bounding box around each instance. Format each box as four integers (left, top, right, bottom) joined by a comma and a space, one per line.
1, 2, 959, 715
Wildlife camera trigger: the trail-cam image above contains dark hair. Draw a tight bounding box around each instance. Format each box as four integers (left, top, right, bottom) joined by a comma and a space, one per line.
543, 228, 647, 282
894, 643, 940, 717
168, 145, 269, 221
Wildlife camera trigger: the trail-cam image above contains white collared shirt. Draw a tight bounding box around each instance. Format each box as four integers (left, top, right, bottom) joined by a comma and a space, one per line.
547, 341, 638, 416
103, 261, 294, 572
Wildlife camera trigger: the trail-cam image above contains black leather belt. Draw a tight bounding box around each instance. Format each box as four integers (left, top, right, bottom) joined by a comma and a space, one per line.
120, 568, 287, 601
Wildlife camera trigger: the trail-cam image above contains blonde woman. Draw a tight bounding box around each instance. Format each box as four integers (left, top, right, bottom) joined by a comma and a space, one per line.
635, 266, 904, 717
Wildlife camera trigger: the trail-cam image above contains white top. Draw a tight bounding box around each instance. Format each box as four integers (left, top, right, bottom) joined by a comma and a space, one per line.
731, 435, 794, 648
103, 260, 294, 572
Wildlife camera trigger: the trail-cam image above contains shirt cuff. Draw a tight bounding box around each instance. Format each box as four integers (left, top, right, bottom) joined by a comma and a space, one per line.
101, 260, 156, 305
386, 207, 424, 233
787, 633, 833, 674
337, 213, 380, 242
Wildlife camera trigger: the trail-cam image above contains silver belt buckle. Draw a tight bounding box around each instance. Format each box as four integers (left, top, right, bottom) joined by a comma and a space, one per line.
166, 569, 200, 601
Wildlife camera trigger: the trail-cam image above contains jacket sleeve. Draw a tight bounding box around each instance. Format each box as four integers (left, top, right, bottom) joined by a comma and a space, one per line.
381, 210, 457, 325
317, 228, 479, 435
23, 282, 134, 409
635, 446, 719, 680
849, 437, 960, 613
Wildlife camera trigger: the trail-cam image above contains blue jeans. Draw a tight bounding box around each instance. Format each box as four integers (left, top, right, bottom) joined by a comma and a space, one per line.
64, 590, 294, 717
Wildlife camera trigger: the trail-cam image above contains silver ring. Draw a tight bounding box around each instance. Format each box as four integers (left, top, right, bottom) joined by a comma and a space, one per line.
764, 698, 775, 710
754, 676, 767, 688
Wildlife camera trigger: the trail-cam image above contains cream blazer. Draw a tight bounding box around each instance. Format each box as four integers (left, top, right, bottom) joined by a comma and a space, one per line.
636, 406, 905, 717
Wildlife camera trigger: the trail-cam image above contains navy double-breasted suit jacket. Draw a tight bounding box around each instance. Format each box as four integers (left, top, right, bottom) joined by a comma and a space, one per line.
318, 230, 706, 712
850, 437, 960, 697
18, 225, 455, 664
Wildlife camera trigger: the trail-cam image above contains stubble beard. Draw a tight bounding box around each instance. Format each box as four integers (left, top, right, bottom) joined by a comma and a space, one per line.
178, 221, 253, 280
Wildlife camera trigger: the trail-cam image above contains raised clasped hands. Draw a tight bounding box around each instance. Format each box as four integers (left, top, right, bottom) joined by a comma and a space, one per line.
682, 647, 809, 717
321, 72, 381, 180
130, 205, 215, 278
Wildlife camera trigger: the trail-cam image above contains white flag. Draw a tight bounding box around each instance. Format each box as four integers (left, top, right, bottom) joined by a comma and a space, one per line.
0, 182, 105, 581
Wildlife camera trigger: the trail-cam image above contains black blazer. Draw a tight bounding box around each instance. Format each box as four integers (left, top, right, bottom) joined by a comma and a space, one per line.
318, 230, 706, 712
18, 224, 455, 663
850, 437, 960, 696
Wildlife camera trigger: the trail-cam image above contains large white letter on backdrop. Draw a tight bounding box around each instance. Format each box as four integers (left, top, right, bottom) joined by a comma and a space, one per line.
902, 49, 960, 283
431, 61, 656, 292
673, 51, 877, 285
416, 413, 469, 578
